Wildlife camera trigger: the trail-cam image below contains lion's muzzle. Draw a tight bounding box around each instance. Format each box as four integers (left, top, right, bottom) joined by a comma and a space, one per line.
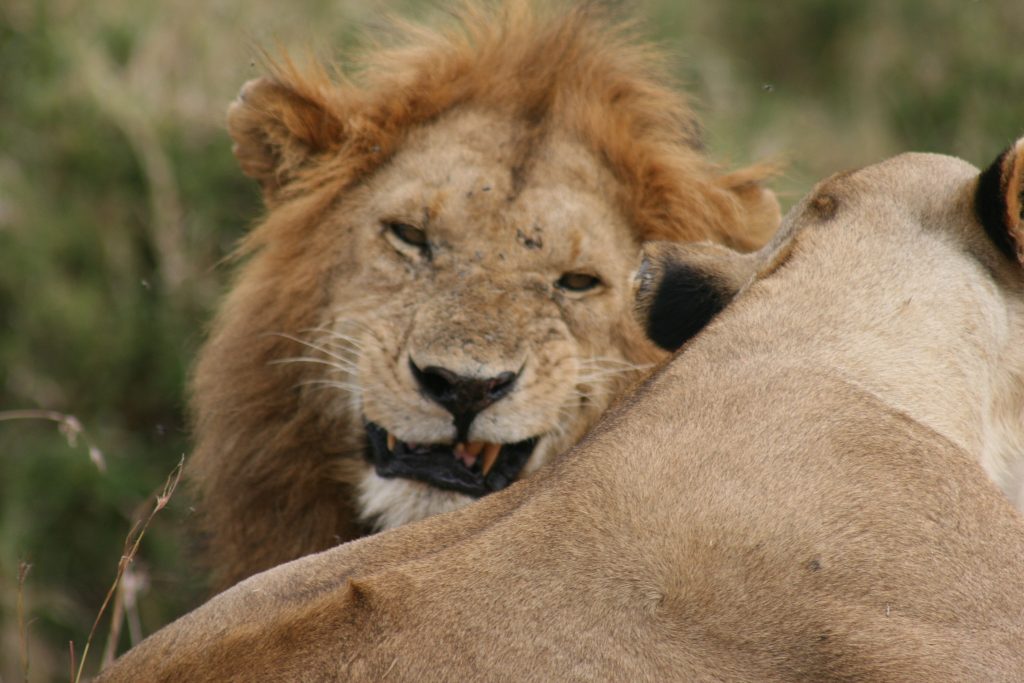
408, 359, 520, 442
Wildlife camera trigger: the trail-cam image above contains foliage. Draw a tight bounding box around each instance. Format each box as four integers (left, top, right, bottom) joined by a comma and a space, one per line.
1, 0, 1020, 679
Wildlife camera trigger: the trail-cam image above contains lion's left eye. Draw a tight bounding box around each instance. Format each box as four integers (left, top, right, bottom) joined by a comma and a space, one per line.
556, 272, 603, 292
387, 221, 429, 249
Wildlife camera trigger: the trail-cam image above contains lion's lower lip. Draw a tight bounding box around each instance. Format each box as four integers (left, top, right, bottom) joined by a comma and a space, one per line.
363, 422, 538, 497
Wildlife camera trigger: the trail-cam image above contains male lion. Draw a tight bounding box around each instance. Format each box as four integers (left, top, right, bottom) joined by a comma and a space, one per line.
100, 139, 1024, 680
191, 2, 779, 589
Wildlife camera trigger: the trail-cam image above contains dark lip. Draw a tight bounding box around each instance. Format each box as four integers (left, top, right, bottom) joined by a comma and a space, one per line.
364, 421, 539, 498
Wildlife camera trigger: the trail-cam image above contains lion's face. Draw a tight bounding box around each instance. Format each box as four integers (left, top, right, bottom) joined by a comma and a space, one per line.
191, 4, 781, 589
307, 109, 655, 530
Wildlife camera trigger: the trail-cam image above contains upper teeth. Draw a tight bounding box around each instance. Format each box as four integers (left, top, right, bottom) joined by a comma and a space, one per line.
480, 443, 501, 475
385, 433, 503, 476
453, 441, 502, 475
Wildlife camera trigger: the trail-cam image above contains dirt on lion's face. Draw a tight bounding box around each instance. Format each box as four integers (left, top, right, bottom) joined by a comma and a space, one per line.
318, 109, 652, 530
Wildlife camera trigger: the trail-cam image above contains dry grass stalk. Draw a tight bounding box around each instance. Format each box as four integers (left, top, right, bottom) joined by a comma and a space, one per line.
73, 456, 185, 682
97, 570, 126, 670
122, 565, 147, 647
99, 556, 148, 667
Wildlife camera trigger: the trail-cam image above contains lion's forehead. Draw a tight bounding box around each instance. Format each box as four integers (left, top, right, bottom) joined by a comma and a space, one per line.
368, 113, 633, 272
395, 107, 618, 188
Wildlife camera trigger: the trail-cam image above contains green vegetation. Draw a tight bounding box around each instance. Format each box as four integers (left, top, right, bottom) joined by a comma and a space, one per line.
1, 0, 1021, 679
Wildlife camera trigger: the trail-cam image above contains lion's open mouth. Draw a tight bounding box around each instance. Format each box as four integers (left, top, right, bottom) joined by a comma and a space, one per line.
364, 422, 538, 497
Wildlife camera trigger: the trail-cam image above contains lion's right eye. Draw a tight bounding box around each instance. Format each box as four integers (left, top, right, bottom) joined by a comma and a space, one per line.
385, 221, 429, 250
556, 272, 603, 293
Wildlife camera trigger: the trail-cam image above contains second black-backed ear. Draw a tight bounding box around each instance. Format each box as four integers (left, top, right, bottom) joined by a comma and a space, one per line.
227, 76, 346, 205
976, 136, 1024, 264
634, 241, 755, 352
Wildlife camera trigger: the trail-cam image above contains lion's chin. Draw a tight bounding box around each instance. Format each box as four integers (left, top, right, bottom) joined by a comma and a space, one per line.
364, 421, 539, 498
356, 473, 474, 532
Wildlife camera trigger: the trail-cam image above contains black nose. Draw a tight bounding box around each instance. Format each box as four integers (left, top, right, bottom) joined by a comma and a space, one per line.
409, 359, 519, 440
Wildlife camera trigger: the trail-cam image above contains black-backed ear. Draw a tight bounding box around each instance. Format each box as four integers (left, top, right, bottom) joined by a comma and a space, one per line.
634, 241, 755, 352
227, 77, 345, 205
976, 137, 1024, 264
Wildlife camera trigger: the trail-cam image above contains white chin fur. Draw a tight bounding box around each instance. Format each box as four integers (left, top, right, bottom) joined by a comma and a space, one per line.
357, 471, 474, 531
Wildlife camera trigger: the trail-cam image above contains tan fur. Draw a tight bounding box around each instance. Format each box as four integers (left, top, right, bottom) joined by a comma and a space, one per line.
190, 1, 780, 590
102, 140, 1024, 680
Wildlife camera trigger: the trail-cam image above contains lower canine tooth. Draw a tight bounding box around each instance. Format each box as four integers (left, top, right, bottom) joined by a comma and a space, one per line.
481, 443, 501, 476
386, 433, 396, 451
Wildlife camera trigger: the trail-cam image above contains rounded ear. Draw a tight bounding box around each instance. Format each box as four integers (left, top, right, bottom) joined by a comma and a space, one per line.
633, 241, 756, 352
227, 77, 345, 205
976, 137, 1024, 264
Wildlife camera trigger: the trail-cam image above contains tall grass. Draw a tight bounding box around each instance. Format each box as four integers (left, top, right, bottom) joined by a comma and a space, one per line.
1, 0, 1021, 679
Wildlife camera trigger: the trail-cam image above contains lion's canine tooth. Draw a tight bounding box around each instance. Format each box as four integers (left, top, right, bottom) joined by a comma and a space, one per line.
386, 433, 396, 452
481, 443, 501, 476
465, 441, 485, 458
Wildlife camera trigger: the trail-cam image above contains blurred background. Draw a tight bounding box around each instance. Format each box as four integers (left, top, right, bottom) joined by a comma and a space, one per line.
1, 0, 1022, 679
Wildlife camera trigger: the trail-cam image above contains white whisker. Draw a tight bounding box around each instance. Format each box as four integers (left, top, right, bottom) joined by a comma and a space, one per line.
271, 356, 360, 373
333, 319, 389, 347
577, 360, 652, 374
266, 331, 359, 365
576, 368, 641, 382
301, 325, 369, 351
297, 379, 367, 395
578, 355, 650, 368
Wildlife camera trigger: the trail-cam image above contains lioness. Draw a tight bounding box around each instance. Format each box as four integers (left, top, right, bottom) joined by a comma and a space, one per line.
193, 2, 779, 589
100, 140, 1024, 680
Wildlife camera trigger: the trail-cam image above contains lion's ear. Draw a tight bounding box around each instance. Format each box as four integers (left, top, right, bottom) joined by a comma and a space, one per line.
634, 241, 755, 352
227, 77, 345, 204
976, 137, 1024, 265
718, 166, 782, 251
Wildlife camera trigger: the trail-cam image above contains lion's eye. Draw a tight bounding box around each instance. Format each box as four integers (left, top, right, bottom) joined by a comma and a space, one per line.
556, 272, 603, 293
386, 221, 429, 250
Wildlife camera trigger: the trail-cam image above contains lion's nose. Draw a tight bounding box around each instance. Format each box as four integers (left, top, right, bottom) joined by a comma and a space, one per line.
409, 359, 519, 439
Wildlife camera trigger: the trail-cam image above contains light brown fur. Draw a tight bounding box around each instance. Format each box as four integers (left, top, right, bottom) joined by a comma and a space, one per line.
102, 140, 1024, 680
190, 1, 779, 590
